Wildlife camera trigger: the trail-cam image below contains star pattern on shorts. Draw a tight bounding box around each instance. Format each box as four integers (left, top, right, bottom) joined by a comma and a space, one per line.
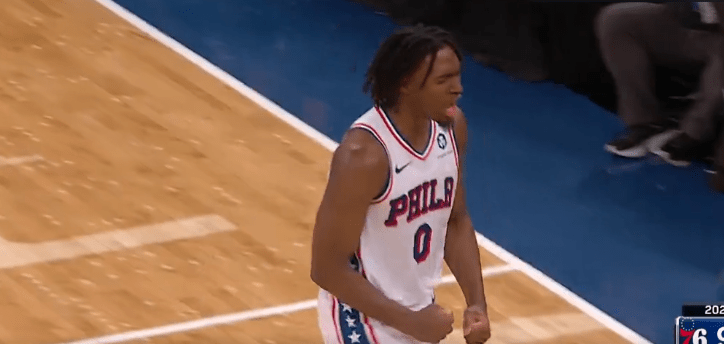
345, 315, 356, 327
336, 300, 371, 344
348, 330, 361, 343
342, 303, 352, 313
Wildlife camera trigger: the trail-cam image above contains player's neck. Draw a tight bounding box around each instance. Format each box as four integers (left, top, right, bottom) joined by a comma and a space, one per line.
386, 104, 431, 149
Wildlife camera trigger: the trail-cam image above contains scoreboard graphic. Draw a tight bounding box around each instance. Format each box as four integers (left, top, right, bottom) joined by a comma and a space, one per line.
676, 304, 724, 344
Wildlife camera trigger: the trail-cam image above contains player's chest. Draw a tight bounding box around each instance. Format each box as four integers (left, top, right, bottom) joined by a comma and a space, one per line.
382, 170, 457, 229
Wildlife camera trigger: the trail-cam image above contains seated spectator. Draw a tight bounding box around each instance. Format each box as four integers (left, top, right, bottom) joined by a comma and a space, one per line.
595, 2, 723, 170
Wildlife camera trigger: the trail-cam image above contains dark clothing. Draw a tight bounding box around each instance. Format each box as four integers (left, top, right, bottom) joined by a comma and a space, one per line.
596, 2, 723, 143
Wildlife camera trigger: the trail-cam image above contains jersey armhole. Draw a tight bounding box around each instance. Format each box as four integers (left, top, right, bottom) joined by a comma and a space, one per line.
447, 125, 460, 168
349, 124, 393, 204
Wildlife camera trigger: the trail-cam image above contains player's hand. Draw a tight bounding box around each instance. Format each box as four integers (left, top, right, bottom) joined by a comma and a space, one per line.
406, 304, 454, 343
463, 304, 491, 343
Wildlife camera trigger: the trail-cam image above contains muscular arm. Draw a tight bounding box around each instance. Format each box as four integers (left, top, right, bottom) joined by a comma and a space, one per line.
443, 109, 487, 309
310, 128, 415, 332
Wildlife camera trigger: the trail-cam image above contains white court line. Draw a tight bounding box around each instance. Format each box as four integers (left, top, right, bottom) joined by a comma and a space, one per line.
58, 265, 516, 344
474, 234, 652, 343
0, 154, 43, 166
0, 214, 236, 269
89, 1, 653, 343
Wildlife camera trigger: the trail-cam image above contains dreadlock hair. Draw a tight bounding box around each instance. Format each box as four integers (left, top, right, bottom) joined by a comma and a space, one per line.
363, 24, 463, 110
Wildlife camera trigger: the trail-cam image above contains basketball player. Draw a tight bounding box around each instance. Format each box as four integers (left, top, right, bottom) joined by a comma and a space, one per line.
311, 25, 490, 344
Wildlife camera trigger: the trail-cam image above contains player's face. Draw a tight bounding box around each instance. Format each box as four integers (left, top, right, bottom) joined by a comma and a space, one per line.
405, 46, 463, 124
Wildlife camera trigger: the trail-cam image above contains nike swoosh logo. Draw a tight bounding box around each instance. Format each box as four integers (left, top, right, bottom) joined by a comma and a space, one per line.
395, 162, 411, 174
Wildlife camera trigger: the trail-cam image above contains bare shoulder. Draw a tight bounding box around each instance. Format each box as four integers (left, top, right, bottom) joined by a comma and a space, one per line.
449, 106, 468, 155
326, 127, 389, 200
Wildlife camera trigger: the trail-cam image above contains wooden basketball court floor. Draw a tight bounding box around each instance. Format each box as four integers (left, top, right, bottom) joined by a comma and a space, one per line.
0, 0, 652, 343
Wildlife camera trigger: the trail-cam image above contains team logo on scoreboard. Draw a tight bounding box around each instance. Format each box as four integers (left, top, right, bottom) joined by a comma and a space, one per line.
681, 317, 696, 330
679, 317, 696, 338
676, 315, 724, 344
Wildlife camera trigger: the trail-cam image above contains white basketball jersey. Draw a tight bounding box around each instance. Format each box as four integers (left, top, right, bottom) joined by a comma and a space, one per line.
350, 106, 459, 311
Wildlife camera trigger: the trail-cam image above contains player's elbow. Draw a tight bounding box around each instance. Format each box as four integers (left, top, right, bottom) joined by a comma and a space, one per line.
310, 252, 332, 288
310, 252, 345, 291
310, 262, 337, 292
310, 259, 324, 287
